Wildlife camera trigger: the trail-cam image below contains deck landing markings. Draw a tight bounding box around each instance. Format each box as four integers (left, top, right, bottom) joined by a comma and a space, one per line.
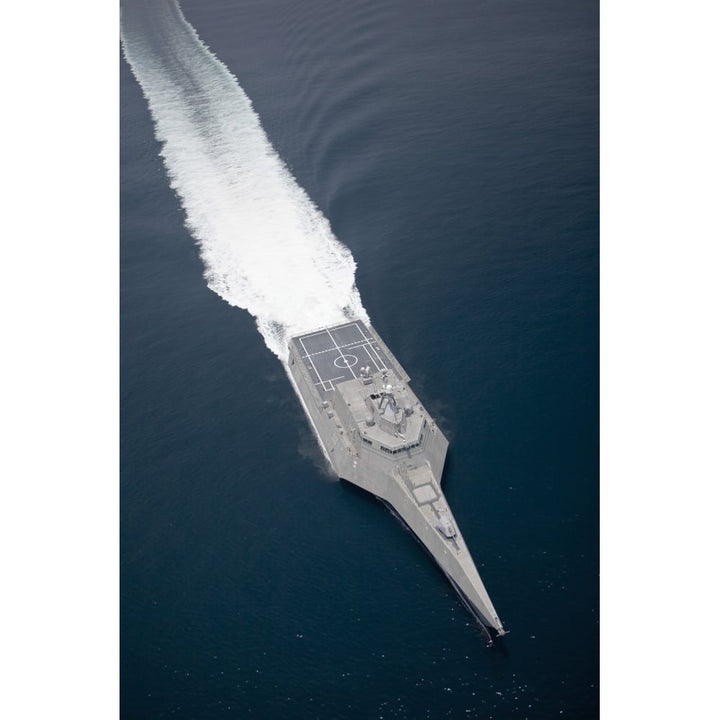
291, 321, 393, 398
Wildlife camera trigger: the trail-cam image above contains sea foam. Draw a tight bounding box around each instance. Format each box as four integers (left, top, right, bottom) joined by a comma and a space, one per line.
120, 0, 368, 359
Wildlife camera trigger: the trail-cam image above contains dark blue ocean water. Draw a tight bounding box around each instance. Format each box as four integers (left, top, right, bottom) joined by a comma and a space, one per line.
121, 0, 598, 717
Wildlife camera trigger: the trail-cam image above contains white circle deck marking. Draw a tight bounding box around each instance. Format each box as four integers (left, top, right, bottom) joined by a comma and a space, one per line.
334, 354, 358, 369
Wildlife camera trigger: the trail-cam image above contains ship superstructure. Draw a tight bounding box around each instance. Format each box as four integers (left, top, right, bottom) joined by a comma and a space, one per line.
287, 320, 506, 642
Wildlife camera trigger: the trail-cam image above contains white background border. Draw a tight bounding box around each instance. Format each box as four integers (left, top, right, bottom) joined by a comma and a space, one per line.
3, 1, 718, 717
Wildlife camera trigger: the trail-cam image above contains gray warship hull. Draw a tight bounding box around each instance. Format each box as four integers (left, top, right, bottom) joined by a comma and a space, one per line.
288, 320, 506, 640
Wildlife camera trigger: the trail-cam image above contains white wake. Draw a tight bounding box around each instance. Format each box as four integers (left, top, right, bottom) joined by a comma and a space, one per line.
120, 0, 368, 359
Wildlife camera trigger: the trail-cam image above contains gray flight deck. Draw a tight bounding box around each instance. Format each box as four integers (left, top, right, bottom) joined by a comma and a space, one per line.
291, 321, 400, 399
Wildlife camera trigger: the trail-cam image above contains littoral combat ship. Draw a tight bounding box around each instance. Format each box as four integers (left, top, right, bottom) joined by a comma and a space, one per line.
288, 320, 506, 643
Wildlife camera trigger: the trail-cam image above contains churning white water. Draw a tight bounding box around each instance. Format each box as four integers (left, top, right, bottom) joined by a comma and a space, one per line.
120, 0, 368, 359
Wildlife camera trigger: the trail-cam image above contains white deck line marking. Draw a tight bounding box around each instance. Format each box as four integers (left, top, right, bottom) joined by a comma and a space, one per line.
326, 328, 358, 380
354, 322, 384, 367
348, 342, 381, 372
298, 336, 326, 388
354, 322, 386, 369
363, 345, 382, 371
314, 376, 345, 385
314, 375, 345, 390
333, 353, 358, 369
297, 339, 368, 357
